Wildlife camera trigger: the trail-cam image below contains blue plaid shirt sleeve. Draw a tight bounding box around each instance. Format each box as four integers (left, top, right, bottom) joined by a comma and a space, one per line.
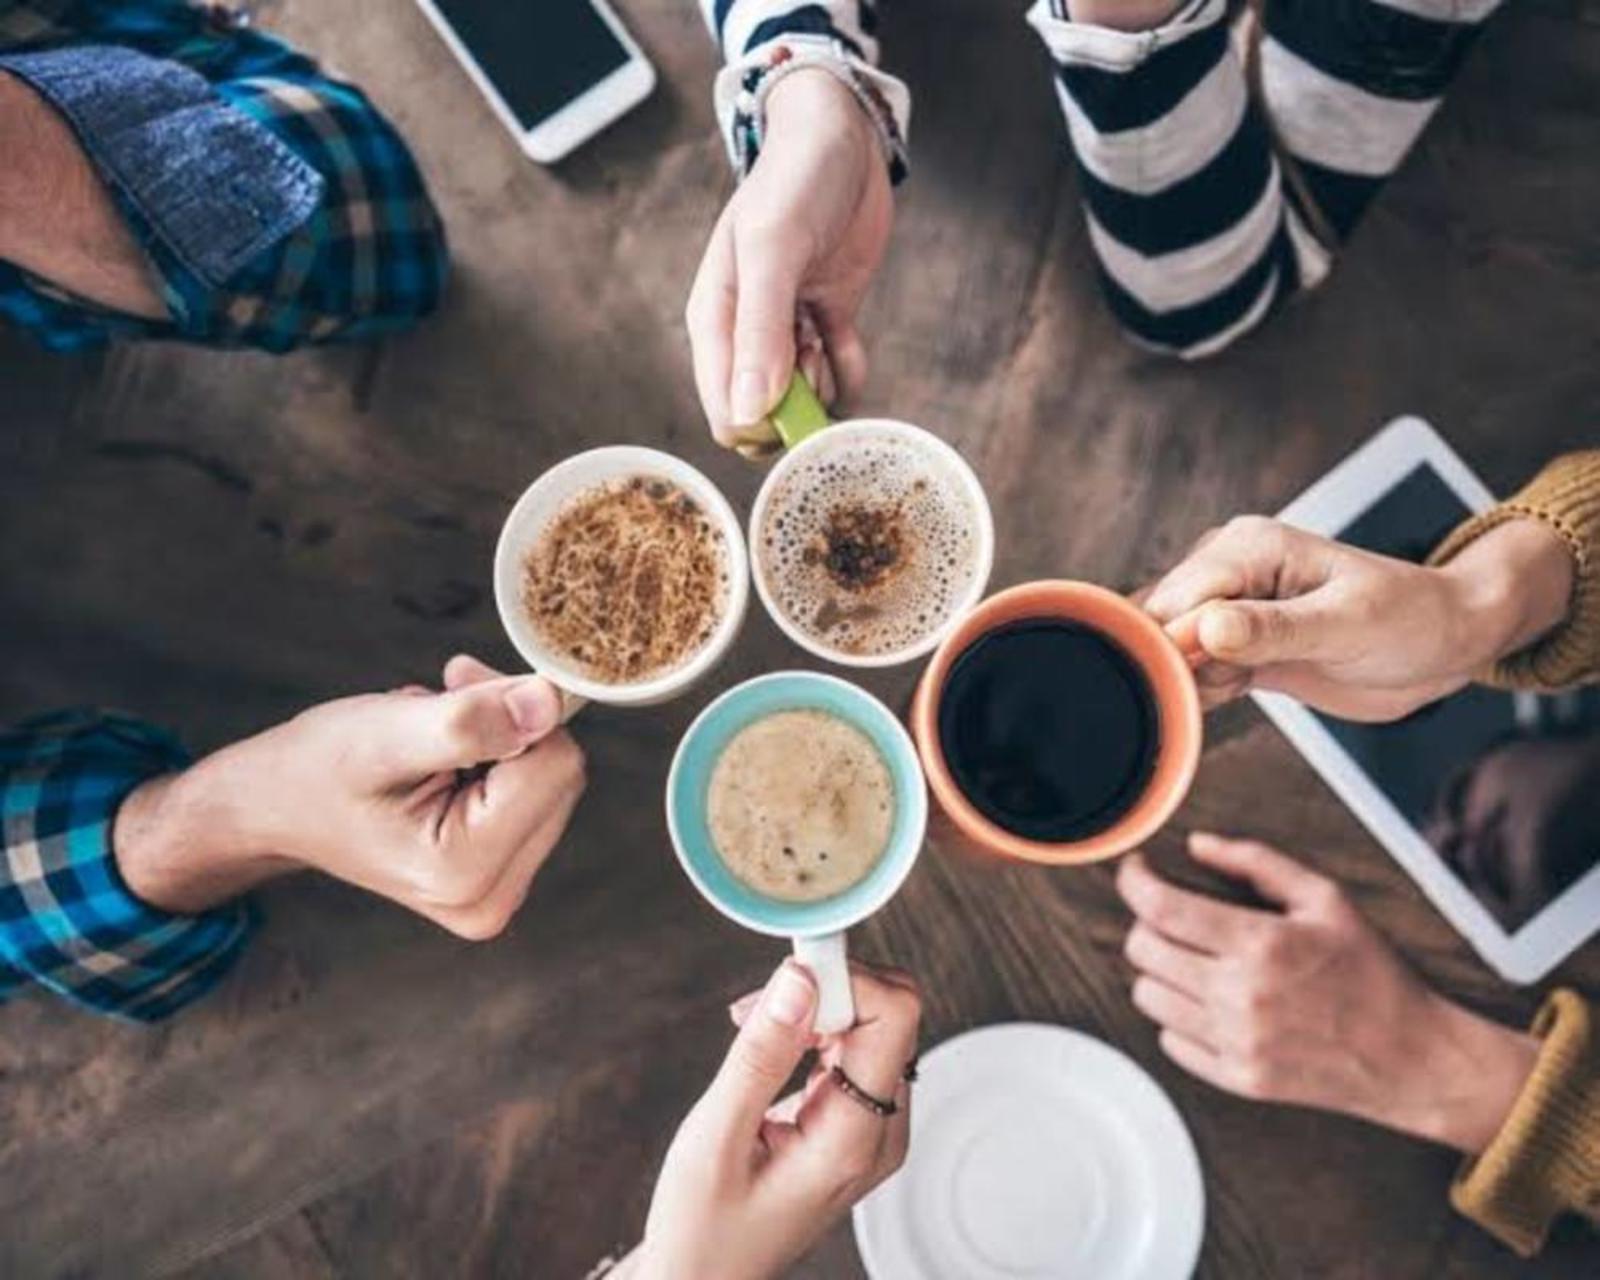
0, 0, 447, 353
0, 711, 256, 1022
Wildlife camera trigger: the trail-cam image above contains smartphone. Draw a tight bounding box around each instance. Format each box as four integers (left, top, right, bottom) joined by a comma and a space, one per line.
414, 0, 656, 163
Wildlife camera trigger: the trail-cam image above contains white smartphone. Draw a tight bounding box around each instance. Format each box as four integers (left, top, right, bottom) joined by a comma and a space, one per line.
413, 0, 656, 163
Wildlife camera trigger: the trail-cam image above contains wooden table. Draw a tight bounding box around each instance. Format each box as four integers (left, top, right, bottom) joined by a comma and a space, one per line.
2, 1, 1597, 1275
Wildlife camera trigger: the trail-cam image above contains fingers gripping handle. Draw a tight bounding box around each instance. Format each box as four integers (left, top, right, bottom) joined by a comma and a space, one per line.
793, 932, 853, 1034
732, 370, 833, 460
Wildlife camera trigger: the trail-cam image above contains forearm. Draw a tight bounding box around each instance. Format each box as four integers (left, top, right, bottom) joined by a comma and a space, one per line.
1432, 451, 1600, 690
1399, 996, 1540, 1156
114, 749, 296, 916
0, 70, 166, 318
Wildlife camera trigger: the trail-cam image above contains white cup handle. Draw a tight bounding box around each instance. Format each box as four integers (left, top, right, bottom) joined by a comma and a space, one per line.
793, 932, 854, 1034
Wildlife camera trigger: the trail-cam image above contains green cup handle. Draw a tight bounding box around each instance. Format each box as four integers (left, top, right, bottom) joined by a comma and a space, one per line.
733, 369, 832, 459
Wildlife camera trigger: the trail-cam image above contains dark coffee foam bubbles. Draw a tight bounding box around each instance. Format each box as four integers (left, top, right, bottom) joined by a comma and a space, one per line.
760, 436, 980, 657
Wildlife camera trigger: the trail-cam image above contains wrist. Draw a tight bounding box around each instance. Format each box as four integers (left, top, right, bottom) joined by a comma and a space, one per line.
113, 751, 293, 914
765, 66, 877, 161
0, 72, 43, 256
1402, 996, 1539, 1154
1440, 518, 1575, 671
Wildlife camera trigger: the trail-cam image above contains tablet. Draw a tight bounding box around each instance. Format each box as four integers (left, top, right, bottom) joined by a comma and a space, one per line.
1253, 417, 1600, 983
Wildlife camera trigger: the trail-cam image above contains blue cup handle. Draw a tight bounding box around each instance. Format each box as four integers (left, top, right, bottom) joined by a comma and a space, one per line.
794, 931, 853, 1034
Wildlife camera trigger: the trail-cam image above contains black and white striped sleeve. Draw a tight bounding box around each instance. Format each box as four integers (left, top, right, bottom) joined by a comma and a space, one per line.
699, 1, 910, 182
1028, 0, 1503, 360
1256, 0, 1504, 238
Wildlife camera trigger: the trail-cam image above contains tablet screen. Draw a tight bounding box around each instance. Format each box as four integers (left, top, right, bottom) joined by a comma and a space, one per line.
1316, 463, 1600, 933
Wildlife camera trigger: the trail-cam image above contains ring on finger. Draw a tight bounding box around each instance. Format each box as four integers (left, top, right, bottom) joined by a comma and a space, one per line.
830, 1065, 898, 1118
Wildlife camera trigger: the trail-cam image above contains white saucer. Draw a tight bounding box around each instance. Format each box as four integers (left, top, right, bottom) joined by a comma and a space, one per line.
852, 1023, 1204, 1280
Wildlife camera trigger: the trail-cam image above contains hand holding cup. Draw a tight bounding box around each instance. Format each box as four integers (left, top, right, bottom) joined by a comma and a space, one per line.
1141, 515, 1574, 721
615, 960, 922, 1280
116, 655, 586, 940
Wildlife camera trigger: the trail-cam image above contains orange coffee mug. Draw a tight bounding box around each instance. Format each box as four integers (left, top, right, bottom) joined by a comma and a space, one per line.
909, 580, 1202, 865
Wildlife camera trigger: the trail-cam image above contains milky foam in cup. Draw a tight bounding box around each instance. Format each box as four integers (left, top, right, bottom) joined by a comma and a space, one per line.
494, 446, 750, 710
668, 671, 928, 1033
748, 375, 994, 669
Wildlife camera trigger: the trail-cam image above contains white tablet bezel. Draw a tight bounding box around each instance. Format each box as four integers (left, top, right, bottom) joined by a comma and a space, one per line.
1253, 415, 1600, 983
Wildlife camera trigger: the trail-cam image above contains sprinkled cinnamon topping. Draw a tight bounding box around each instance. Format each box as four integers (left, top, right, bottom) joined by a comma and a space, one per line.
522, 477, 728, 684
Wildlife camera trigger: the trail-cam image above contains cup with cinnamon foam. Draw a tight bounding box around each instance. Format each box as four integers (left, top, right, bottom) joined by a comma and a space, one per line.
494, 447, 749, 714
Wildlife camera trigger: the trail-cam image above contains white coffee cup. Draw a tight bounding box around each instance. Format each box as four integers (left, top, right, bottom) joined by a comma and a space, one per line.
747, 377, 995, 668
494, 446, 749, 709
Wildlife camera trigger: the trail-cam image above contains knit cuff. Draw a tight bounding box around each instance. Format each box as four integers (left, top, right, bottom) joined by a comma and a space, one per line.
1428, 451, 1600, 691
1449, 990, 1600, 1256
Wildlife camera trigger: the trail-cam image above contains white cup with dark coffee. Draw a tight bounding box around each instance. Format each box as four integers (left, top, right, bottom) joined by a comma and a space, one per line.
746, 374, 995, 668
494, 446, 749, 711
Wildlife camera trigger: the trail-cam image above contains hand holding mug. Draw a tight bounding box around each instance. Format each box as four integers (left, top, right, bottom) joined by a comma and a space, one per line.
669, 672, 928, 1035
1117, 833, 1537, 1154
115, 655, 586, 939
617, 960, 921, 1280
1141, 515, 1574, 721
686, 67, 893, 446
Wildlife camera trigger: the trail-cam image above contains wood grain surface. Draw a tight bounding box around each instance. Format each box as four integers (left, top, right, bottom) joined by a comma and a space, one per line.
1, 0, 1597, 1276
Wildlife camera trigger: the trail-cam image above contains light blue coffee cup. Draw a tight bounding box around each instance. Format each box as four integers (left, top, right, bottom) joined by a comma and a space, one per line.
667, 672, 928, 1034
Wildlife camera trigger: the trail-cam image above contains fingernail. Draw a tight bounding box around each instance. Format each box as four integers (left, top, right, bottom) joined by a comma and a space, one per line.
731, 370, 770, 425
1201, 607, 1251, 656
761, 962, 815, 1027
797, 346, 823, 391
504, 681, 558, 737
1189, 831, 1221, 852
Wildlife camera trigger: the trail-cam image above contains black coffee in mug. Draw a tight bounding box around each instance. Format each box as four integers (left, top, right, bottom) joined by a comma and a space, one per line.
936, 620, 1159, 842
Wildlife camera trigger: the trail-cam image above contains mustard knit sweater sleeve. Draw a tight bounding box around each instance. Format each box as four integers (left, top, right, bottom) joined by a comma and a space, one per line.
1449, 990, 1600, 1255
1427, 452, 1600, 1253
1429, 449, 1600, 689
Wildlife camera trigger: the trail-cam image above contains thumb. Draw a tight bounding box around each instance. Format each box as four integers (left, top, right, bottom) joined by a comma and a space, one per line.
700, 961, 817, 1140
372, 676, 564, 777
1195, 595, 1338, 668
729, 229, 806, 425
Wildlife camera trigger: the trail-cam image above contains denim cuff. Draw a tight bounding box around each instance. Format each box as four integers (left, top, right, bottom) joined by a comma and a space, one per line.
0, 43, 323, 288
